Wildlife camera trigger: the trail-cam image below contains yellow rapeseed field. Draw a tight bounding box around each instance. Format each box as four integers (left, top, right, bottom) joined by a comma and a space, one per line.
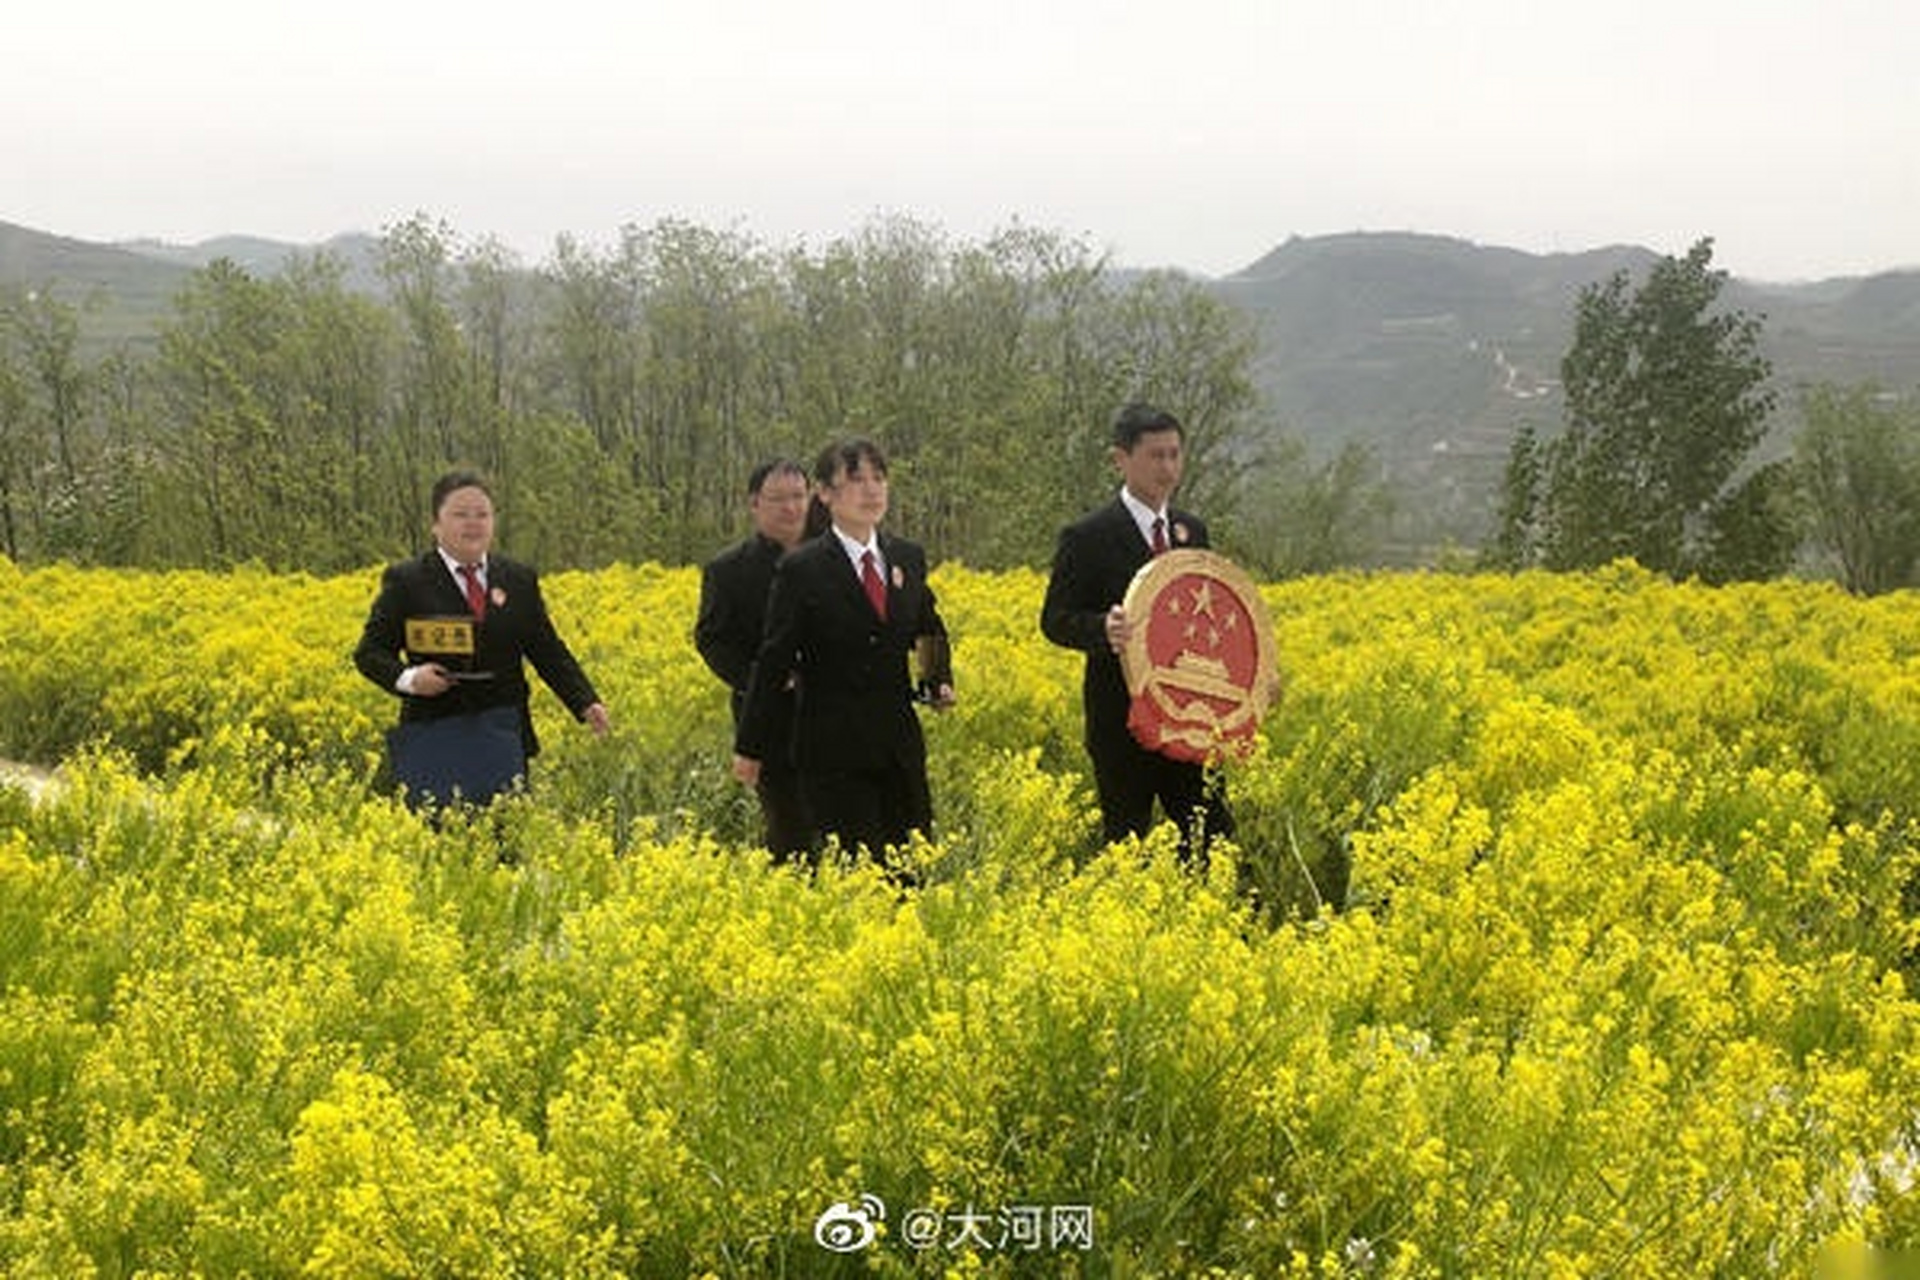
1, 556, 1917, 1276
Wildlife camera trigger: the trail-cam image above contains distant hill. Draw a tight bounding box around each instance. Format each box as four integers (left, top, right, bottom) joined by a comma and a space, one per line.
1213, 231, 1920, 447
1205, 231, 1920, 551
0, 222, 195, 346
115, 231, 385, 292
0, 221, 384, 349
5, 219, 1918, 553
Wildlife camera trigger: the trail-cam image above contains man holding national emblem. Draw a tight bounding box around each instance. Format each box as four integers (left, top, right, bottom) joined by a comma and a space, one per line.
1041, 403, 1236, 862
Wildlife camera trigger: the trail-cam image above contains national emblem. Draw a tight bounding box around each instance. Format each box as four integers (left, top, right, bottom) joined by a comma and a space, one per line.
1119, 549, 1281, 763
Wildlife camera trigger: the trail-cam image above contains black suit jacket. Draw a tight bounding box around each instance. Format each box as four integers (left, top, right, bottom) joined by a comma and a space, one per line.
694, 533, 787, 730
1040, 498, 1210, 754
735, 532, 949, 774
353, 551, 600, 758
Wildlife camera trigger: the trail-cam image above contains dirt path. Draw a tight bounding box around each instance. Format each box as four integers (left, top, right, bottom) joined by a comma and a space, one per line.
0, 757, 58, 803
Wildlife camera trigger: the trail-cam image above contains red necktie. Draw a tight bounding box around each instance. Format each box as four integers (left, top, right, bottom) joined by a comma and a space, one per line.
860, 550, 888, 620
459, 564, 486, 620
1151, 517, 1169, 556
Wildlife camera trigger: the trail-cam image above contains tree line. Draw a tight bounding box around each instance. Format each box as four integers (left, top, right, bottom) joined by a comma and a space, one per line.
0, 213, 1385, 577
2, 218, 1915, 591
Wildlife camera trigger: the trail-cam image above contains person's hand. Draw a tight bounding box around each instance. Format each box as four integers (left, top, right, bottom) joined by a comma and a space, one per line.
731, 754, 762, 787
410, 663, 454, 697
1103, 604, 1132, 654
582, 703, 612, 736
928, 683, 957, 710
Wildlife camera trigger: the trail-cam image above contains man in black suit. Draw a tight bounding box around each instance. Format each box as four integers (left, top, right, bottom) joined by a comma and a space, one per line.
1041, 403, 1233, 858
354, 470, 609, 806
695, 458, 814, 858
732, 438, 954, 863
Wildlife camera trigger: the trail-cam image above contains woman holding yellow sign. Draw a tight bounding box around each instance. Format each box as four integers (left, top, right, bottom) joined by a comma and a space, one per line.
353, 470, 610, 808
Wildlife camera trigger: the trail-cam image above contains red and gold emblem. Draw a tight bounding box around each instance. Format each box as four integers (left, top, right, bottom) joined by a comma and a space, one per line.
1120, 549, 1280, 762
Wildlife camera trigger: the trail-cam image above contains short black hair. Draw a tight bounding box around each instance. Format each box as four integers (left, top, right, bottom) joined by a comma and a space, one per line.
1111, 402, 1184, 451
430, 469, 493, 516
813, 437, 889, 486
747, 457, 807, 495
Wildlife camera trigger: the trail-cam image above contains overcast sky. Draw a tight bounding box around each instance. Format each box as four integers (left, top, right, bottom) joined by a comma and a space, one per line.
9, 0, 1915, 282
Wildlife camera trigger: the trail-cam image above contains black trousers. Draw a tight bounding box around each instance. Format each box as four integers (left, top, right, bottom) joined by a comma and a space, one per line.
1090, 733, 1234, 863
757, 764, 814, 862
802, 758, 932, 862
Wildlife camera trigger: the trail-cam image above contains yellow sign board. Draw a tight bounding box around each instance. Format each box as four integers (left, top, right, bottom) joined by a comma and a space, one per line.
405, 616, 476, 656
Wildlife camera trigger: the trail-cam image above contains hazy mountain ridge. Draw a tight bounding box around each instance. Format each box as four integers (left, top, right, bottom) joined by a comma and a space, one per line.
1215, 231, 1920, 451
0, 222, 196, 343
1203, 230, 1920, 548
0, 222, 385, 330
5, 218, 1918, 551
115, 231, 385, 285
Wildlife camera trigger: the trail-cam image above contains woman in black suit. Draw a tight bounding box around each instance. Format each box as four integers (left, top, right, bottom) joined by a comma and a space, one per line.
354, 470, 610, 806
732, 439, 953, 862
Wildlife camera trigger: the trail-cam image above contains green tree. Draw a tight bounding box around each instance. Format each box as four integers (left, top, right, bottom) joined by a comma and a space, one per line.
1083, 269, 1259, 529
1231, 437, 1394, 576
1794, 383, 1920, 594
455, 238, 521, 510
1485, 422, 1545, 571
379, 213, 483, 544
0, 305, 33, 559
623, 219, 787, 563
1, 287, 105, 559
909, 225, 1095, 564
11, 289, 87, 487
1693, 458, 1799, 585
500, 412, 651, 569
279, 253, 398, 564
542, 232, 639, 453
459, 235, 525, 417
154, 259, 305, 563
81, 348, 154, 565
1498, 239, 1782, 578
149, 255, 398, 568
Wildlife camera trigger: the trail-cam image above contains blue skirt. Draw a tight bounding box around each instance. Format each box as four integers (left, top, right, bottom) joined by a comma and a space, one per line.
387, 705, 526, 809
